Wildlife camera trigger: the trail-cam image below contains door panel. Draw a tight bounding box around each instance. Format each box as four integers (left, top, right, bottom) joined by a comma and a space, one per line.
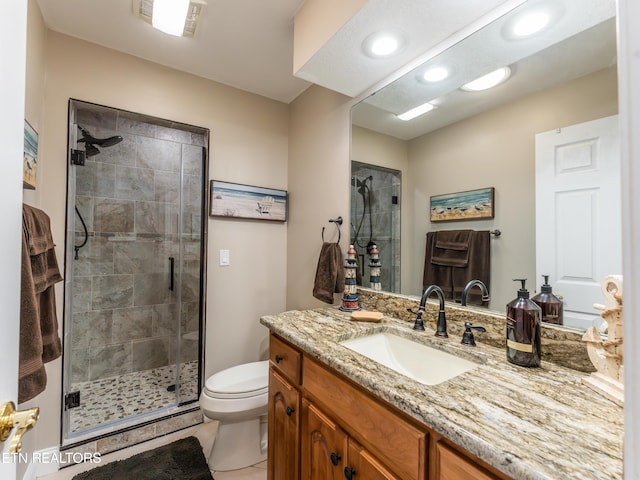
1, 1, 27, 477
535, 115, 621, 329
348, 439, 401, 480
301, 399, 348, 480
268, 369, 300, 480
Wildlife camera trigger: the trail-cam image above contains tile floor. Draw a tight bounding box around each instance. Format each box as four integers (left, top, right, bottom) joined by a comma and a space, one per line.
38, 422, 266, 480
69, 361, 199, 433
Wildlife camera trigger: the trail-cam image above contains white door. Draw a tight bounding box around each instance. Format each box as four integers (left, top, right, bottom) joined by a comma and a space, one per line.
535, 115, 621, 330
1, 1, 28, 478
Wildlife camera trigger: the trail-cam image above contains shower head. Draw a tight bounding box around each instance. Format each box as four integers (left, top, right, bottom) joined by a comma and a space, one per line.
77, 125, 123, 156
84, 144, 101, 157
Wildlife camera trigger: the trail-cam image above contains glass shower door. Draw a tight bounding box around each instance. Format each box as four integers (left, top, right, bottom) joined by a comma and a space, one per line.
62, 100, 205, 444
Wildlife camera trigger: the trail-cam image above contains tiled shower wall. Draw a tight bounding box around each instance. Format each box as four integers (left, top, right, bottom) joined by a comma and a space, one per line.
351, 162, 401, 292
70, 108, 204, 387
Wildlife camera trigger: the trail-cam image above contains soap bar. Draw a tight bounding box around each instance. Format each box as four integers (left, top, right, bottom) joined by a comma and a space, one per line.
350, 311, 383, 322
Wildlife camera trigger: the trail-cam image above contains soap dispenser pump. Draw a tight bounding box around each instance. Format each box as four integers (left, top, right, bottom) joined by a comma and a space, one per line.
531, 275, 564, 325
506, 279, 542, 368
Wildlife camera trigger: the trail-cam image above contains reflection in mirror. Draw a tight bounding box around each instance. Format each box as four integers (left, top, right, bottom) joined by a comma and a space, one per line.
350, 0, 618, 331
350, 161, 401, 292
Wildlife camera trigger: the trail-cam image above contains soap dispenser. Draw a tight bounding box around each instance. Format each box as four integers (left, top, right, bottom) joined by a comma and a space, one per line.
531, 275, 564, 325
506, 279, 542, 368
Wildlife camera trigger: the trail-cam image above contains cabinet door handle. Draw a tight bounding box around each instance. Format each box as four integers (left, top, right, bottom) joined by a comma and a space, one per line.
275, 354, 284, 363
344, 467, 356, 479
330, 452, 341, 466
286, 406, 295, 416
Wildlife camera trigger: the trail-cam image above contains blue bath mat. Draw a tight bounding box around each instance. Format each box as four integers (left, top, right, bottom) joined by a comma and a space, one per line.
72, 436, 213, 480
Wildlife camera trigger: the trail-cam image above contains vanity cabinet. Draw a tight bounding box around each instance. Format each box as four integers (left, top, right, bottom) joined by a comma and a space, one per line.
268, 335, 302, 480
302, 355, 427, 480
268, 333, 510, 480
302, 399, 399, 480
431, 437, 506, 480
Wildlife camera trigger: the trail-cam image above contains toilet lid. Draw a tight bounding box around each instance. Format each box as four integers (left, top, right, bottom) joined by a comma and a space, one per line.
204, 360, 269, 399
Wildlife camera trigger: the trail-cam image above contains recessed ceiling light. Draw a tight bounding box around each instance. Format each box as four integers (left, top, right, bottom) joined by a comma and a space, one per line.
363, 32, 405, 58
513, 11, 550, 36
461, 66, 511, 92
422, 67, 449, 83
397, 102, 436, 121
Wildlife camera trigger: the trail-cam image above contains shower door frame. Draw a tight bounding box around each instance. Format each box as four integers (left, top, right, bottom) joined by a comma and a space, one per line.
61, 99, 208, 447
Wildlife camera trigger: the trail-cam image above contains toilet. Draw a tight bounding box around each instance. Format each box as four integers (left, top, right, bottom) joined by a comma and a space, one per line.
199, 360, 269, 471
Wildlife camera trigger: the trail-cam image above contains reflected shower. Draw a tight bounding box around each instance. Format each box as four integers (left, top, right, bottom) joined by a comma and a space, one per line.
77, 125, 123, 157
351, 175, 375, 254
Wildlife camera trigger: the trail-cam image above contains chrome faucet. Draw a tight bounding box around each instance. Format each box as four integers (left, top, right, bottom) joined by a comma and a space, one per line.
461, 279, 490, 306
410, 285, 448, 337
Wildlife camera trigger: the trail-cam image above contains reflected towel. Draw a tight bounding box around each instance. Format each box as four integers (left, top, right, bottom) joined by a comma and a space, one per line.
313, 242, 345, 304
20, 205, 63, 403
431, 230, 472, 267
423, 230, 490, 304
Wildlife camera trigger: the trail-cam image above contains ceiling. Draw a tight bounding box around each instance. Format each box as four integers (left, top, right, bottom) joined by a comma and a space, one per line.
35, 0, 525, 104
36, 0, 310, 103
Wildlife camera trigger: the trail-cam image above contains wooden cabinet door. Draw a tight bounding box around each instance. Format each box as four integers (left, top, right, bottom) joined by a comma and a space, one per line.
347, 439, 401, 480
268, 368, 300, 480
435, 441, 502, 480
301, 399, 348, 480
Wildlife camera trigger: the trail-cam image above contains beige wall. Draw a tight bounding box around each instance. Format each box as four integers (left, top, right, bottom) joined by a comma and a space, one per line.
24, 7, 289, 453
23, 0, 46, 209
287, 85, 352, 309
408, 67, 618, 309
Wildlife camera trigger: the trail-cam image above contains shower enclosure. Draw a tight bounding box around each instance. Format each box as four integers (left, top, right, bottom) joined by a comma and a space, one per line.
350, 161, 401, 292
62, 99, 207, 445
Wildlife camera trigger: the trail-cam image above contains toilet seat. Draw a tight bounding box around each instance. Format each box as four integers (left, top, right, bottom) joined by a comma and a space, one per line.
204, 360, 268, 399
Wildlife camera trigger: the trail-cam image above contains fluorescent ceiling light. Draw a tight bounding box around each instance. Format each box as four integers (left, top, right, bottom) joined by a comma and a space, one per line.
461, 66, 511, 92
513, 11, 550, 36
137, 0, 204, 37
397, 102, 436, 121
422, 67, 449, 83
152, 0, 191, 36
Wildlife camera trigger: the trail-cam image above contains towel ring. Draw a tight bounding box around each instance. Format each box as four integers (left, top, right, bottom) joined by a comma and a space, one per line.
322, 216, 343, 244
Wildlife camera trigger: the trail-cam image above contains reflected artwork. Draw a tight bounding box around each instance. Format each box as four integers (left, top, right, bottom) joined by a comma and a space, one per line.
430, 187, 494, 222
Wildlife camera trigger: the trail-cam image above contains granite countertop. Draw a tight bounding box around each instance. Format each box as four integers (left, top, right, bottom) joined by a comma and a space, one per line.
260, 307, 624, 480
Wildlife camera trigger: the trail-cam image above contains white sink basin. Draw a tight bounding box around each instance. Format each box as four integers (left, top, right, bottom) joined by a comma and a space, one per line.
339, 332, 479, 386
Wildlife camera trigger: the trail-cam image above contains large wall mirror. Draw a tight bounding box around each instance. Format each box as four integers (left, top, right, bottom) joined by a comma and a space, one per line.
350, 0, 619, 331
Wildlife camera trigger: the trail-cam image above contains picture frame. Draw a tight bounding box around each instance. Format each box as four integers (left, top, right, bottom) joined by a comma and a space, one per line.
209, 180, 288, 222
23, 119, 38, 190
430, 187, 495, 222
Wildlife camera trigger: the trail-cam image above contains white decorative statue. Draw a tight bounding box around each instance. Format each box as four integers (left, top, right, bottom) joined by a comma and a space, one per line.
582, 274, 624, 406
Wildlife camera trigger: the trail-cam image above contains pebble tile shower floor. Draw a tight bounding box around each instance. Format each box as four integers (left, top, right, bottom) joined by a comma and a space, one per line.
69, 361, 198, 433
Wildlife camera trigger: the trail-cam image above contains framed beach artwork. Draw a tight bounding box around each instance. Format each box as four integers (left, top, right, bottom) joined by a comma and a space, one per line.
23, 120, 38, 190
209, 180, 288, 222
430, 187, 495, 222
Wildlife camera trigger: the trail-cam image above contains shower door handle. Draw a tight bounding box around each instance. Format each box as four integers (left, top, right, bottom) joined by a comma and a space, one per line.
169, 257, 175, 291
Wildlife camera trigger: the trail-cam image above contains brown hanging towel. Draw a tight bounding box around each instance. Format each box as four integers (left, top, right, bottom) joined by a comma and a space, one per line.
19, 204, 63, 403
312, 242, 345, 304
